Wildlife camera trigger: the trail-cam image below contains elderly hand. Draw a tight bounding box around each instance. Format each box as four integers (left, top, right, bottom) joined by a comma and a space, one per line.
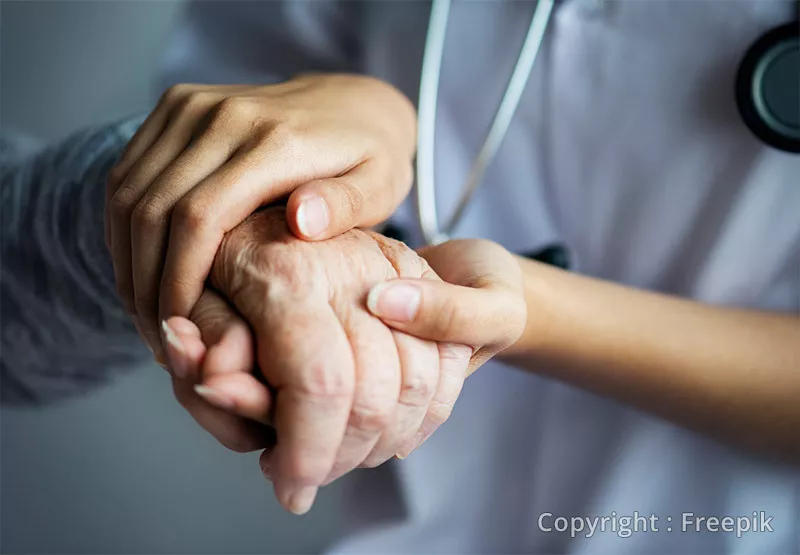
104, 74, 417, 359
163, 208, 471, 515
366, 239, 527, 375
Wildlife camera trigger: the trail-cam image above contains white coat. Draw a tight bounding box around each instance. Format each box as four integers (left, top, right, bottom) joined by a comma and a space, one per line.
162, 2, 800, 552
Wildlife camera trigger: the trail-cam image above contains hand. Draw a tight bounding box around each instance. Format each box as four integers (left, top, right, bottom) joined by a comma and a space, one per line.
104, 74, 417, 357
163, 208, 471, 515
366, 239, 527, 375
165, 289, 275, 454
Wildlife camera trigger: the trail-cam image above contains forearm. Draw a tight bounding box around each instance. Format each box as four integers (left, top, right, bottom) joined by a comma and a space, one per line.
1, 119, 148, 405
501, 256, 800, 463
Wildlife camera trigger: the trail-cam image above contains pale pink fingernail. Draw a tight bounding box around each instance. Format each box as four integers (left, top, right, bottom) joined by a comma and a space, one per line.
289, 485, 318, 516
161, 320, 188, 379
367, 282, 421, 322
296, 196, 329, 238
395, 432, 424, 460
194, 385, 236, 411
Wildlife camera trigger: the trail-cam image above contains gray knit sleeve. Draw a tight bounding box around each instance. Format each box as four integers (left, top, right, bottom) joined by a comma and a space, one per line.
1, 117, 151, 405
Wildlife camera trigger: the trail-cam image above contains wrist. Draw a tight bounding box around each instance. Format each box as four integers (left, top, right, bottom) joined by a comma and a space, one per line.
497, 256, 560, 364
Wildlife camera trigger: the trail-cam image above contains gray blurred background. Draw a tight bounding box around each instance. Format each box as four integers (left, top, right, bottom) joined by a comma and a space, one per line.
1, 1, 345, 552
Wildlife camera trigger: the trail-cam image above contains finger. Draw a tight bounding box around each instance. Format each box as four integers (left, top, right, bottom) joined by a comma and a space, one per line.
359, 330, 438, 470
271, 303, 354, 515
322, 313, 400, 486
173, 376, 275, 454
190, 288, 255, 376
165, 313, 273, 453
104, 86, 192, 252
162, 317, 203, 381
199, 373, 274, 425
106, 86, 199, 192
131, 130, 240, 344
117, 122, 203, 346
366, 278, 525, 349
162, 287, 243, 378
396, 342, 471, 458
108, 101, 205, 325
286, 159, 403, 241
157, 143, 307, 323
189, 290, 272, 425
159, 131, 363, 321
223, 282, 354, 515
259, 447, 276, 481
105, 103, 170, 206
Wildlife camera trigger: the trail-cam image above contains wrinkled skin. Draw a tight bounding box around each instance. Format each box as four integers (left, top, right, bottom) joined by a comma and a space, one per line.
105, 75, 417, 358
171, 207, 472, 514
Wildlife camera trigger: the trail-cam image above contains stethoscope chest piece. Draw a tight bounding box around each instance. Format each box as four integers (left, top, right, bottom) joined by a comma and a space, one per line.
736, 22, 800, 154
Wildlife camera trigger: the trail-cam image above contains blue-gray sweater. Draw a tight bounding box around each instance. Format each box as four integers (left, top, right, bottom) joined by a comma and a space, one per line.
1, 119, 149, 404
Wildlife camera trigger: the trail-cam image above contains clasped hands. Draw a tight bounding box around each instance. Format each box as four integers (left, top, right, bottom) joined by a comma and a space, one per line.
105, 75, 526, 515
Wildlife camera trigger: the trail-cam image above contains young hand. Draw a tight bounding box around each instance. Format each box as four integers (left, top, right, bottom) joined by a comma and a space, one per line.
104, 74, 417, 357
367, 239, 527, 377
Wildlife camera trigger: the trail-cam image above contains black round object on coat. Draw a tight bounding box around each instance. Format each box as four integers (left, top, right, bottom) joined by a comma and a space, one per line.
736, 21, 800, 154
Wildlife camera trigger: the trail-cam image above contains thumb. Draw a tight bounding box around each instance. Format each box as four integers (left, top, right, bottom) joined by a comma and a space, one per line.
286, 159, 407, 240
188, 290, 275, 425
366, 279, 525, 349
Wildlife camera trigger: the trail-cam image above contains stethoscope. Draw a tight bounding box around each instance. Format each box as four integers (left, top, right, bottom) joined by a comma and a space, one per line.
415, 0, 800, 249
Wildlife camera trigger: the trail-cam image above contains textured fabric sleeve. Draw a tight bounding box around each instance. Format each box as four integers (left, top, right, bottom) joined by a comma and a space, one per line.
0, 117, 150, 406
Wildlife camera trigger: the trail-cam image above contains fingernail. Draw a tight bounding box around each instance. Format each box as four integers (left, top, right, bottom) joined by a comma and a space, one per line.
296, 196, 329, 238
367, 282, 421, 322
259, 458, 273, 481
289, 486, 318, 516
161, 320, 188, 379
194, 385, 236, 411
395, 432, 423, 460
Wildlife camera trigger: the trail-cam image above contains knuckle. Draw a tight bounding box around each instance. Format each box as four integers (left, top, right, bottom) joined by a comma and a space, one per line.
108, 189, 136, 220
175, 91, 209, 116
212, 97, 253, 125
160, 83, 192, 105
400, 368, 436, 407
240, 248, 319, 303
173, 196, 213, 234
349, 400, 393, 433
369, 233, 419, 278
296, 360, 353, 399
130, 197, 166, 230
265, 119, 303, 153
438, 342, 472, 363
